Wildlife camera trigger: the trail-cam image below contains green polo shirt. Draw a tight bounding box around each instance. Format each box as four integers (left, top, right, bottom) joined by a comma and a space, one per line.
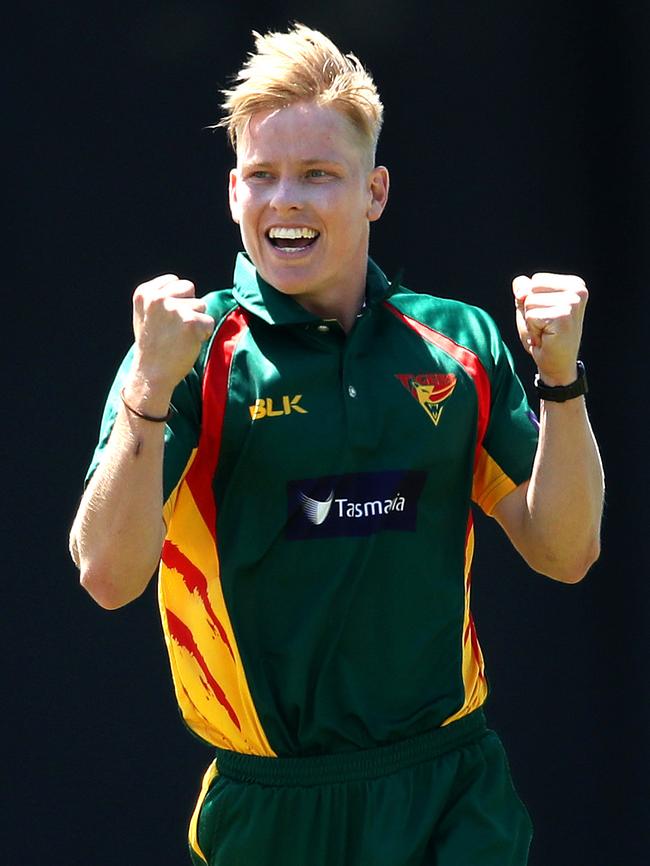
87, 253, 539, 757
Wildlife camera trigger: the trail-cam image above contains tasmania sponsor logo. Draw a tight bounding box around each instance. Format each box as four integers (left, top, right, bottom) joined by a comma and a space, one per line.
299, 490, 334, 525
286, 470, 426, 539
396, 373, 457, 426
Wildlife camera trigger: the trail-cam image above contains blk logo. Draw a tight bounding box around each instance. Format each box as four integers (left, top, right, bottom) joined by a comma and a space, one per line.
249, 394, 308, 420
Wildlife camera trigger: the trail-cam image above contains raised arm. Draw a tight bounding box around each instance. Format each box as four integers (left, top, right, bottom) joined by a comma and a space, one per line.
492, 273, 604, 583
69, 275, 214, 609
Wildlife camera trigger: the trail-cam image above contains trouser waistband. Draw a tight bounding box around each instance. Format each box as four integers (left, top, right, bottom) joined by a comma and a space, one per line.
215, 709, 487, 787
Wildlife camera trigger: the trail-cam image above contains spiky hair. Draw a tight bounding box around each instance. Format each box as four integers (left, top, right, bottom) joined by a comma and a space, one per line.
218, 24, 383, 162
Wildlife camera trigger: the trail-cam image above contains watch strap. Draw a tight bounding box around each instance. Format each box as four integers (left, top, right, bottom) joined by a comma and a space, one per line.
534, 361, 588, 402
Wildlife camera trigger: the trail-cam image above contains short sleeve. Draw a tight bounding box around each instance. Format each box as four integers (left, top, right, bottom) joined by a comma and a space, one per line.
472, 332, 539, 515
84, 347, 202, 503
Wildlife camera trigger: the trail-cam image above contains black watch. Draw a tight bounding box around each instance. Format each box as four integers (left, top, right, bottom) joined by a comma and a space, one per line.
534, 361, 588, 402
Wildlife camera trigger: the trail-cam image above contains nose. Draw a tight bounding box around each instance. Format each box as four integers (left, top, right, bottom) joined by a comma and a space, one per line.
269, 178, 303, 213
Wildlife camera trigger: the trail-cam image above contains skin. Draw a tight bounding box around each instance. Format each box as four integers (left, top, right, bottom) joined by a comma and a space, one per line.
69, 102, 389, 607
69, 275, 215, 608
229, 102, 389, 331
70, 105, 603, 609
492, 273, 604, 581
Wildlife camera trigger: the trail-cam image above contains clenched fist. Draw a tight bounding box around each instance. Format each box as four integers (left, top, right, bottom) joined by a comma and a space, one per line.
512, 273, 588, 386
128, 274, 215, 401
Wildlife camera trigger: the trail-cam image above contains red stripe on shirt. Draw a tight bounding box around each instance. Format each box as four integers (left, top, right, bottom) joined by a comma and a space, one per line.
463, 513, 485, 683
184, 307, 250, 539
161, 540, 235, 660
165, 608, 241, 730
464, 513, 474, 643
465, 511, 474, 548
384, 302, 491, 462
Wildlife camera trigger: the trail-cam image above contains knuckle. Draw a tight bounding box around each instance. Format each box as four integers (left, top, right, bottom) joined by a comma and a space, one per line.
134, 273, 180, 305
161, 295, 179, 313
138, 273, 178, 291
566, 276, 588, 296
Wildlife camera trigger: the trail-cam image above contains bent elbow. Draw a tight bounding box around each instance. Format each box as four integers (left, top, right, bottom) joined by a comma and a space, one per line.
576, 537, 602, 581
551, 567, 587, 585
79, 563, 147, 610
543, 537, 601, 585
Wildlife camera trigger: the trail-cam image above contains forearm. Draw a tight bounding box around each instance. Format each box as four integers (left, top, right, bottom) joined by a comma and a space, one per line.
501, 273, 605, 581
70, 275, 215, 608
70, 376, 171, 609
518, 396, 604, 581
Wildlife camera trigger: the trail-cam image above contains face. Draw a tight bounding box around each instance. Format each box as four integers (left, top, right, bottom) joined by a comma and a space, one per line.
229, 101, 389, 316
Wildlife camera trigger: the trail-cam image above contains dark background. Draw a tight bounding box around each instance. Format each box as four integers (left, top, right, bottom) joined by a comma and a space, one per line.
6, 2, 648, 864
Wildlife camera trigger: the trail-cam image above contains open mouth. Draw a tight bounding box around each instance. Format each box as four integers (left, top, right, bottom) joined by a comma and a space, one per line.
267, 226, 320, 253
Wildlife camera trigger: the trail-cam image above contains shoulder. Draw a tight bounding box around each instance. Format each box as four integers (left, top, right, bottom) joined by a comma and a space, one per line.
193, 287, 242, 371
385, 284, 504, 365
202, 286, 239, 324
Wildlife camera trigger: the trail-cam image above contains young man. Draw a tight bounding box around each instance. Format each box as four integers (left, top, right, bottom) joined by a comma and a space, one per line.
70, 24, 604, 866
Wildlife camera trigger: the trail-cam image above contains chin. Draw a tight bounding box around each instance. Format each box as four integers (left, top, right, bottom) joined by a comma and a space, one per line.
258, 263, 318, 296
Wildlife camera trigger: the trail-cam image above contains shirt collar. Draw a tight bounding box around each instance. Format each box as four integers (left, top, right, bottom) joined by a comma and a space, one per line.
231, 252, 394, 326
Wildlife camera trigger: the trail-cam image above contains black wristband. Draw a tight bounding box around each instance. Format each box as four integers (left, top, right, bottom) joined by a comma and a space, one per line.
120, 388, 173, 422
534, 361, 588, 403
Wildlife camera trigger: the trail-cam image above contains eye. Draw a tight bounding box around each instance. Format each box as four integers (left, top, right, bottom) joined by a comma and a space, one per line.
247, 170, 272, 180
305, 169, 329, 179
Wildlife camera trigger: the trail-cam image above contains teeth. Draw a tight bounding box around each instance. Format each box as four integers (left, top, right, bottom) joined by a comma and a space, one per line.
268, 227, 318, 239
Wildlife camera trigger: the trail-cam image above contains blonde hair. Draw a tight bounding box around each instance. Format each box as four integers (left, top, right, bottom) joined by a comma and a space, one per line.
218, 24, 384, 163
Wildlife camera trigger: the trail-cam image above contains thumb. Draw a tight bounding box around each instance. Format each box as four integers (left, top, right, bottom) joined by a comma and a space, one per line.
199, 314, 216, 342
512, 275, 531, 303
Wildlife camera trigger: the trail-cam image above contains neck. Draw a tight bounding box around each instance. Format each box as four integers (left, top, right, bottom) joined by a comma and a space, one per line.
297, 284, 366, 332
295, 252, 369, 332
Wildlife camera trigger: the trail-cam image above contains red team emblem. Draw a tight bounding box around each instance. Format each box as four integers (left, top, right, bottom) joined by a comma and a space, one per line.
396, 373, 457, 426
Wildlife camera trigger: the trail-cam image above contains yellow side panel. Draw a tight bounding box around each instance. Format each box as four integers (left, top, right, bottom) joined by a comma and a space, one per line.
443, 524, 488, 726
188, 759, 218, 864
158, 473, 275, 756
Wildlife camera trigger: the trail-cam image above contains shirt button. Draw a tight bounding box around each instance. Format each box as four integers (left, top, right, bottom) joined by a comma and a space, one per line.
317, 324, 330, 333
348, 385, 357, 398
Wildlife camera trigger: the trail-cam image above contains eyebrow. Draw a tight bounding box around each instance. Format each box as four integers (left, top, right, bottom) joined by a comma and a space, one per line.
243, 157, 345, 169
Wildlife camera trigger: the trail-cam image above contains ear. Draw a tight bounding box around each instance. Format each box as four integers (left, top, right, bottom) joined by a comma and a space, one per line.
228, 168, 240, 224
366, 166, 390, 223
